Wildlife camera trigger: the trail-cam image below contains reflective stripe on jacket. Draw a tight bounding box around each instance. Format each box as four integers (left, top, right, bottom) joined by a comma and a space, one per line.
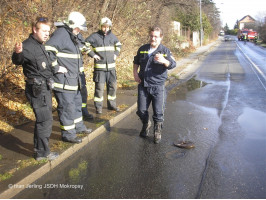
45, 26, 83, 92
85, 30, 121, 71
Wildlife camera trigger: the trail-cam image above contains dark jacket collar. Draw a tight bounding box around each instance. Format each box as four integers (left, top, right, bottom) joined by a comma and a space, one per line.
63, 25, 79, 45
29, 33, 43, 45
98, 29, 112, 36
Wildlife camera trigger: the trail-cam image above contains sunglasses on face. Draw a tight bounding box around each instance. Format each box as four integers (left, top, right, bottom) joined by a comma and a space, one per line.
37, 17, 48, 22
35, 17, 48, 26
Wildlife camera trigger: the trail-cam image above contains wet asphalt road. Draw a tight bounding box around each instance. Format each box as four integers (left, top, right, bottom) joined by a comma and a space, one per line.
15, 38, 266, 198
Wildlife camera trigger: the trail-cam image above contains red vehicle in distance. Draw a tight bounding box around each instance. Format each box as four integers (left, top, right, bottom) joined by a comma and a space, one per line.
238, 29, 258, 41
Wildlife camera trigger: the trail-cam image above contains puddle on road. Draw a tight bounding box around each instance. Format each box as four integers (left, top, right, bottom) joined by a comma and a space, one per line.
165, 149, 186, 160
238, 107, 266, 140
238, 107, 266, 163
167, 76, 208, 101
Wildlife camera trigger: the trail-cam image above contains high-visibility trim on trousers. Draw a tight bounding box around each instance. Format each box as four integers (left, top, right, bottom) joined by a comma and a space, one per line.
54, 90, 86, 139
107, 95, 116, 100
94, 96, 104, 102
60, 117, 83, 131
53, 82, 79, 91
82, 103, 87, 108
60, 124, 75, 131
74, 116, 83, 124
95, 63, 115, 69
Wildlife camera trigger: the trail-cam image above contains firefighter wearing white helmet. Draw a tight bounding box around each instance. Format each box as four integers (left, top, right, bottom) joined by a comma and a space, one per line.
66, 11, 87, 32
100, 17, 112, 28
85, 17, 122, 114
45, 12, 92, 144
65, 12, 93, 120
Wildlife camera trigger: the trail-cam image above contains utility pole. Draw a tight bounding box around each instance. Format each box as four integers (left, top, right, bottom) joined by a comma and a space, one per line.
200, 0, 203, 46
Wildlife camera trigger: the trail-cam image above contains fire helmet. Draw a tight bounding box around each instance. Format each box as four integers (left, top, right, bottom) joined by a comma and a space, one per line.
65, 12, 87, 31
100, 17, 112, 28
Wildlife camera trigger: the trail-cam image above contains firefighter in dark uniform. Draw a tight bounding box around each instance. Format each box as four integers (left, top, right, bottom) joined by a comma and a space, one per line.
12, 17, 58, 161
80, 71, 94, 120
45, 12, 92, 144
77, 33, 94, 120
244, 34, 247, 44
85, 17, 122, 114
254, 35, 258, 44
133, 27, 176, 144
53, 21, 94, 121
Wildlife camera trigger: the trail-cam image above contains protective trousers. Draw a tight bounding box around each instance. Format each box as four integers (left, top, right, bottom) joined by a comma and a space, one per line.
93, 70, 117, 110
25, 83, 52, 158
136, 84, 166, 123
54, 90, 87, 140
81, 85, 88, 109
80, 73, 90, 115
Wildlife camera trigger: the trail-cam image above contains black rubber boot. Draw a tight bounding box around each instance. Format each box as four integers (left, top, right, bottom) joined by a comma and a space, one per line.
139, 120, 151, 138
154, 122, 163, 144
96, 107, 102, 114
82, 107, 94, 120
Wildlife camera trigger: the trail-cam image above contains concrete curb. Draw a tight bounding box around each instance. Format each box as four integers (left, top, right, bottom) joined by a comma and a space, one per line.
0, 103, 137, 199
0, 40, 220, 199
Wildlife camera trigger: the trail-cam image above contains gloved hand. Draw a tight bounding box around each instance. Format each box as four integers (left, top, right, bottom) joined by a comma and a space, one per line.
58, 66, 68, 73
93, 55, 101, 61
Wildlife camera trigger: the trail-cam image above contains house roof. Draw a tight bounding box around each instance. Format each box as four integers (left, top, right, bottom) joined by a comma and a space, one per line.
239, 15, 256, 23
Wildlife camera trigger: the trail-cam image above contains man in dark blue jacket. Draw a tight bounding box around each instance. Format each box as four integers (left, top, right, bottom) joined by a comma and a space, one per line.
12, 17, 58, 161
133, 27, 176, 144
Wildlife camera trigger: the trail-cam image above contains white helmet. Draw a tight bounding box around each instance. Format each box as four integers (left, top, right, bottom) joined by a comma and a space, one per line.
100, 17, 112, 27
66, 12, 87, 31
